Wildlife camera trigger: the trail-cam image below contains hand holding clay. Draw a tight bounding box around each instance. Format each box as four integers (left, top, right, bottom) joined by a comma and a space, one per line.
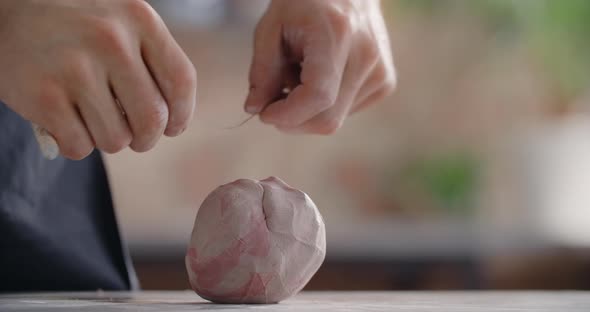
244, 0, 396, 134
186, 177, 326, 304
0, 0, 196, 160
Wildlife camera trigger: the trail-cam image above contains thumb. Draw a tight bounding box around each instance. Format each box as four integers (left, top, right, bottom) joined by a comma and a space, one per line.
244, 16, 285, 114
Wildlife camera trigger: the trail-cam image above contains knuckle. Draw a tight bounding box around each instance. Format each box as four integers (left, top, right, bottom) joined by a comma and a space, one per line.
312, 117, 343, 135
166, 68, 197, 132
90, 18, 128, 57
61, 140, 93, 160
361, 41, 381, 63
325, 8, 353, 37
373, 84, 396, 104
123, 0, 161, 31
62, 52, 93, 83
37, 84, 69, 127
37, 82, 65, 110
372, 64, 397, 90
381, 76, 397, 96
171, 65, 197, 101
166, 114, 189, 135
129, 138, 155, 153
130, 102, 170, 146
129, 142, 145, 153
140, 100, 169, 134
100, 130, 132, 154
313, 89, 336, 111
379, 67, 398, 96
372, 65, 388, 83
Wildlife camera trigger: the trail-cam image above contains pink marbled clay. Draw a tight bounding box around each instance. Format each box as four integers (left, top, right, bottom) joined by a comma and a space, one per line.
185, 177, 326, 304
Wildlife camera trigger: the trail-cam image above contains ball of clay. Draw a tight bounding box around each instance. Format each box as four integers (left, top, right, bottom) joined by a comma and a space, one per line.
185, 177, 326, 304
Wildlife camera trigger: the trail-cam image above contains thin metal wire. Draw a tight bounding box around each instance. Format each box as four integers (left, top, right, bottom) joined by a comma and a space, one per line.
225, 114, 258, 129
225, 87, 292, 130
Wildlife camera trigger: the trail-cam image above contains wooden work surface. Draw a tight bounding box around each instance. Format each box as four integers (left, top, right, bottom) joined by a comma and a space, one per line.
0, 291, 588, 311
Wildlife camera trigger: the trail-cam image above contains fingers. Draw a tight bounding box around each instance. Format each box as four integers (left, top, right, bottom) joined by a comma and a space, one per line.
138, 4, 197, 137
280, 58, 362, 135
350, 85, 393, 115
293, 58, 397, 133
83, 0, 196, 154
109, 54, 169, 153
350, 62, 397, 114
35, 85, 94, 160
103, 0, 195, 153
259, 30, 350, 128
244, 13, 286, 115
50, 111, 94, 161
1, 0, 195, 160
245, 0, 397, 135
74, 78, 132, 154
268, 35, 396, 134
28, 80, 94, 160
58, 50, 133, 154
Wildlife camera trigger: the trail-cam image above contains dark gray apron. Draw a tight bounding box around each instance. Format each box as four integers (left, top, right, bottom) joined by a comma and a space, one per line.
0, 101, 138, 291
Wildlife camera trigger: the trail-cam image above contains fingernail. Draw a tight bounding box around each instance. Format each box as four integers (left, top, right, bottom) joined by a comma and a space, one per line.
244, 90, 261, 114
245, 105, 261, 114
166, 126, 185, 137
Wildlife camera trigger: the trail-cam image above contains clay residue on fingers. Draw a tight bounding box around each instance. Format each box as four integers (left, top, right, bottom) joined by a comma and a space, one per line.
31, 123, 59, 160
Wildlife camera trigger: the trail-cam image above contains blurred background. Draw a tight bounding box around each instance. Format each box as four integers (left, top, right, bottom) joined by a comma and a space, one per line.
106, 0, 590, 290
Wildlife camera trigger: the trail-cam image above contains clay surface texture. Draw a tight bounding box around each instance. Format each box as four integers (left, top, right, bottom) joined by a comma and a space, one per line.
185, 177, 326, 304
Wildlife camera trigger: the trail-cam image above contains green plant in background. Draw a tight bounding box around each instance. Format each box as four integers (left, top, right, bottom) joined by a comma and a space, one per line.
406, 152, 478, 215
398, 0, 590, 103
386, 152, 479, 216
520, 0, 590, 101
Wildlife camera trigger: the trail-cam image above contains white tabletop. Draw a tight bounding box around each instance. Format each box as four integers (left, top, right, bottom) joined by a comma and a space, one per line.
1, 291, 588, 311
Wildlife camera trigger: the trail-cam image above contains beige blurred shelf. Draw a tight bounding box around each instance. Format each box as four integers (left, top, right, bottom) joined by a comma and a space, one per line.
128, 219, 547, 260
1, 291, 588, 311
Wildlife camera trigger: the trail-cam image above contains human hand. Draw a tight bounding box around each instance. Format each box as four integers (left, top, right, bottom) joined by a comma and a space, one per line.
244, 0, 396, 134
0, 0, 197, 160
